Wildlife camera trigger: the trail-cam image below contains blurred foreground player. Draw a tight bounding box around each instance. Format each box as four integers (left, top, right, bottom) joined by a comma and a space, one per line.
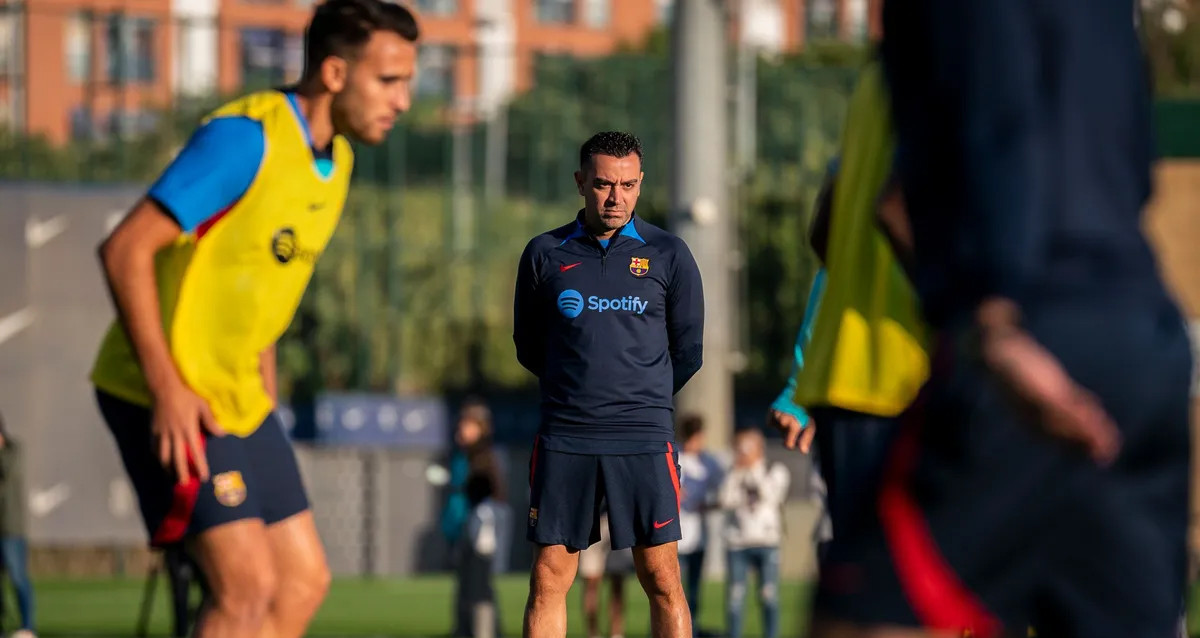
89, 1, 419, 635
514, 132, 705, 638
812, 2, 1193, 638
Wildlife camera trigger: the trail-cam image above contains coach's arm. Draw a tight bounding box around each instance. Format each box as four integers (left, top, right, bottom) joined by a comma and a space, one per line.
667, 240, 704, 394
512, 240, 546, 378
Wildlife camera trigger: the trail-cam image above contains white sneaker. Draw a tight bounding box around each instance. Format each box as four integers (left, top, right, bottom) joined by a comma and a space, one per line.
10, 630, 36, 638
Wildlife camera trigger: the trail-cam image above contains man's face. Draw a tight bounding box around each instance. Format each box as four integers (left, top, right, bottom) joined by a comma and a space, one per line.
735, 432, 763, 467
456, 420, 483, 448
331, 30, 417, 145
575, 153, 643, 236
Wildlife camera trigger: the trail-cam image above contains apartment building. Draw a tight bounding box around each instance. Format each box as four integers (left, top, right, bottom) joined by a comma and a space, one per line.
0, 0, 880, 145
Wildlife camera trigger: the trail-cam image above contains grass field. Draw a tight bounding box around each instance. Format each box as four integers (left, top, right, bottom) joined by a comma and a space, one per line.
27, 576, 811, 637
24, 576, 1200, 637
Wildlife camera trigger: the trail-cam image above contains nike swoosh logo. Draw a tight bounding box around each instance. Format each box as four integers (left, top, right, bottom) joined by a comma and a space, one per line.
0, 307, 35, 348
559, 262, 582, 272
654, 519, 674, 529
25, 214, 69, 248
308, 202, 326, 212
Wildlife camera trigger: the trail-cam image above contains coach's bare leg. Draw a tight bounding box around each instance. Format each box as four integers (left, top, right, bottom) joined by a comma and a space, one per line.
524, 544, 581, 638
190, 519, 277, 637
632, 542, 690, 638
261, 510, 332, 638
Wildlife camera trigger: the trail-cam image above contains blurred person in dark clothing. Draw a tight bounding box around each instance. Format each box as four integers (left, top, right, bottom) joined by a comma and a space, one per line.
811, 2, 1193, 638
0, 414, 34, 638
456, 473, 509, 638
675, 414, 723, 636
443, 398, 510, 637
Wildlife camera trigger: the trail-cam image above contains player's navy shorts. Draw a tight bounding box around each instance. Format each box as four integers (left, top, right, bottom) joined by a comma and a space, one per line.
95, 390, 310, 547
526, 435, 682, 551
815, 291, 1193, 638
808, 406, 899, 540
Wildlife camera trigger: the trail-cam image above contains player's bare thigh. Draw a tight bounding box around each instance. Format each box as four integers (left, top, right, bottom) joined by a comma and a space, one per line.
266, 510, 330, 596
190, 519, 277, 616
264, 510, 331, 633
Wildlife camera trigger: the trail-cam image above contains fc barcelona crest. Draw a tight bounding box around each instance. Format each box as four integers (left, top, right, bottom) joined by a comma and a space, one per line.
213, 471, 247, 507
629, 257, 650, 277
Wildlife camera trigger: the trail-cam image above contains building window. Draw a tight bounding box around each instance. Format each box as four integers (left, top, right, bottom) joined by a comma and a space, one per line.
106, 16, 156, 84
845, 0, 868, 42
415, 44, 456, 98
70, 107, 96, 141
581, 0, 609, 27
806, 0, 837, 40
108, 109, 160, 137
0, 9, 17, 79
655, 0, 674, 24
240, 29, 302, 88
414, 0, 459, 15
536, 0, 574, 24
65, 13, 92, 83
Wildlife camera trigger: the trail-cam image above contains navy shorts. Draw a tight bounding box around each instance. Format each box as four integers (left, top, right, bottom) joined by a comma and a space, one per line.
96, 390, 310, 547
527, 436, 683, 551
808, 406, 899, 540
815, 296, 1193, 638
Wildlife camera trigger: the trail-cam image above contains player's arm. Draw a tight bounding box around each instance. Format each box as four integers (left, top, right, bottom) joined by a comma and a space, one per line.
666, 241, 705, 394
769, 269, 824, 451
261, 343, 278, 405
886, 0, 1118, 463
513, 241, 546, 378
885, 0, 1045, 322
99, 116, 264, 481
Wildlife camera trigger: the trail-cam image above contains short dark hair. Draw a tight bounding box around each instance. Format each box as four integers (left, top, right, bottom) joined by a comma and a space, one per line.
303, 0, 420, 79
677, 414, 704, 443
580, 131, 643, 170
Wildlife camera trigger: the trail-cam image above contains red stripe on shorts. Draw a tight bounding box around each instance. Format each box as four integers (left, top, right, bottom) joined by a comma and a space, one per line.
878, 387, 1001, 638
152, 436, 207, 546
665, 442, 682, 512
528, 436, 540, 489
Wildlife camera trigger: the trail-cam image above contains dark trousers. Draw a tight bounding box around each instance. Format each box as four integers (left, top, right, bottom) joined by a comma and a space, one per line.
808, 406, 899, 540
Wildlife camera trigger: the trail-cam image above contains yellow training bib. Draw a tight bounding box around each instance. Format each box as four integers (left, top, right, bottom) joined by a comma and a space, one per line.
91, 90, 354, 436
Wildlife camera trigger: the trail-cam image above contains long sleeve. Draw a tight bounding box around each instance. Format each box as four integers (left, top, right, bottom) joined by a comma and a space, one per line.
882, 0, 1044, 324
667, 240, 705, 394
771, 268, 827, 422
513, 241, 546, 378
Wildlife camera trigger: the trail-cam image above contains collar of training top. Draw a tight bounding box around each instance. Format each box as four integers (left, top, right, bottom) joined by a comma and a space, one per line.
564, 209, 647, 246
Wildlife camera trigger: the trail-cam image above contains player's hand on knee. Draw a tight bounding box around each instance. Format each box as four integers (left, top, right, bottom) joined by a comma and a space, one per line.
152, 382, 226, 483
978, 325, 1121, 466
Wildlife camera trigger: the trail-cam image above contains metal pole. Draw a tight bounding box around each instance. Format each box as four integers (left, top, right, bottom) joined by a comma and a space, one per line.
670, 0, 734, 450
